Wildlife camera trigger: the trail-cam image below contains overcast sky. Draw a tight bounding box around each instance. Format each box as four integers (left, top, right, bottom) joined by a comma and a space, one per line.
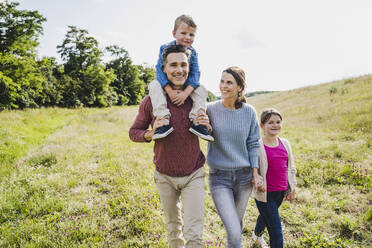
17, 0, 372, 94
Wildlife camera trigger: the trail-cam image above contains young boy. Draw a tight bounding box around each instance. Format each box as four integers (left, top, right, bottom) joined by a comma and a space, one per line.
148, 14, 214, 142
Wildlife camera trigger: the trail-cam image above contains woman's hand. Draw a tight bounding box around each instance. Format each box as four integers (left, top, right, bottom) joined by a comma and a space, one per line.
144, 117, 169, 141
286, 189, 295, 201
252, 168, 265, 192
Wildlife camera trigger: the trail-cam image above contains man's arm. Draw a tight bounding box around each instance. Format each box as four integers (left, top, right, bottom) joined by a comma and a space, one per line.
129, 97, 170, 142
129, 97, 153, 143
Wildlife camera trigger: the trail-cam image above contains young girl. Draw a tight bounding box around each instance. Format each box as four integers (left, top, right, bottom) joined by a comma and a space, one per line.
252, 108, 297, 248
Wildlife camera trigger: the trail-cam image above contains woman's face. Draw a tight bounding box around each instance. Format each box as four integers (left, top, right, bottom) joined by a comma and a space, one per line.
219, 72, 242, 100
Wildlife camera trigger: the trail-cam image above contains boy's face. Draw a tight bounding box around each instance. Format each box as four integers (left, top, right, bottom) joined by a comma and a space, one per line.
162, 52, 189, 87
172, 22, 196, 47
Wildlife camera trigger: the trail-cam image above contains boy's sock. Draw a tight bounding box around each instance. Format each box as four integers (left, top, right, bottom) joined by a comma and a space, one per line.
152, 124, 174, 140
189, 124, 214, 142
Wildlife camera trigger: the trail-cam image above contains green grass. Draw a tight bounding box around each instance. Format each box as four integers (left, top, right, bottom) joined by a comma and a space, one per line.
0, 75, 371, 247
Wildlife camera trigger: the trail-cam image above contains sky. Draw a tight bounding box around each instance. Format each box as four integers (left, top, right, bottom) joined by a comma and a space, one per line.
16, 0, 372, 95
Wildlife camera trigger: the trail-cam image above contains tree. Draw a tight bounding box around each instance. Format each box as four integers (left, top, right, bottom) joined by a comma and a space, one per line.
0, 1, 46, 56
105, 45, 146, 105
0, 1, 47, 109
57, 26, 116, 107
137, 63, 156, 95
207, 91, 217, 102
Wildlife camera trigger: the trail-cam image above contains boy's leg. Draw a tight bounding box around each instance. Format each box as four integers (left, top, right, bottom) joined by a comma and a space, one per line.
154, 170, 184, 248
188, 85, 207, 121
148, 79, 171, 118
148, 80, 173, 140
188, 85, 214, 142
181, 167, 205, 248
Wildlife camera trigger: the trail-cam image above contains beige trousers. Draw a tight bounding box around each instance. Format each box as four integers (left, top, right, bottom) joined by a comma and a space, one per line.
154, 167, 206, 248
148, 79, 208, 121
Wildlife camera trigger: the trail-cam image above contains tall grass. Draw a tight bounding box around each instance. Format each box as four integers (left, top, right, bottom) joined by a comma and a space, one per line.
0, 75, 371, 247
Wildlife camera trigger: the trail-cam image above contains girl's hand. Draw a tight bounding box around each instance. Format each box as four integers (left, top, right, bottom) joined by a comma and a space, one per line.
286, 190, 295, 201
252, 173, 265, 191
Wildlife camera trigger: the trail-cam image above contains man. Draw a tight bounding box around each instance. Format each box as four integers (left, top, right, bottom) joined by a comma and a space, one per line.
129, 44, 210, 248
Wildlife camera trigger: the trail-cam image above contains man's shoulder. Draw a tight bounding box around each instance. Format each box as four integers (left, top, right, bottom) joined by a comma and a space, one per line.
139, 95, 153, 110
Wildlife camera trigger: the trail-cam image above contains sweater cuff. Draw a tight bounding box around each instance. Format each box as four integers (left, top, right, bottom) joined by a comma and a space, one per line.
249, 154, 259, 168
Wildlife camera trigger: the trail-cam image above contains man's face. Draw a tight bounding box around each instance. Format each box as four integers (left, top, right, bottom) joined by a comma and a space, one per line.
162, 52, 189, 87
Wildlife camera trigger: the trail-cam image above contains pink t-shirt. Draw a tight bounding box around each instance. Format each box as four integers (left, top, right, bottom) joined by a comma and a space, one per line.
265, 138, 288, 192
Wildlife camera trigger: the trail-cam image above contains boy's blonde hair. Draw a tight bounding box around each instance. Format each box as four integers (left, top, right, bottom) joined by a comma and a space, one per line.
173, 14, 197, 32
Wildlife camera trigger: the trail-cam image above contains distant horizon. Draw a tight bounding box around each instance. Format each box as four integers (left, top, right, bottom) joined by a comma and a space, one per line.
17, 0, 372, 94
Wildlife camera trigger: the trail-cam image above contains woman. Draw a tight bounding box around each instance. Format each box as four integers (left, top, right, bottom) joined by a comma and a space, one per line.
205, 66, 262, 248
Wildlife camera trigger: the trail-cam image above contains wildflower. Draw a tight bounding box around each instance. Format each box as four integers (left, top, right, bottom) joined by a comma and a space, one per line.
369, 200, 372, 205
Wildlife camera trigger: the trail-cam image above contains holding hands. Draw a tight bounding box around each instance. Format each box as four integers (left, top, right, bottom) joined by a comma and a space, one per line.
252, 174, 265, 192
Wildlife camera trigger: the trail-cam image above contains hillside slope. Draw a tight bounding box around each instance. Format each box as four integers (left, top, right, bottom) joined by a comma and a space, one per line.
245, 75, 371, 247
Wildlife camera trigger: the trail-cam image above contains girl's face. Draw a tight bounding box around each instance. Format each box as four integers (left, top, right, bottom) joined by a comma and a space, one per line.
261, 114, 282, 136
219, 72, 242, 101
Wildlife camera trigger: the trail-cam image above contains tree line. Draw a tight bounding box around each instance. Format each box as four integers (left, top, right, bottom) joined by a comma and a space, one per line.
0, 1, 156, 110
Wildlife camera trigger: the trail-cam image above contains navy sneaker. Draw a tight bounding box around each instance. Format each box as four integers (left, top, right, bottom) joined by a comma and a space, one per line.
189, 124, 214, 142
152, 124, 174, 140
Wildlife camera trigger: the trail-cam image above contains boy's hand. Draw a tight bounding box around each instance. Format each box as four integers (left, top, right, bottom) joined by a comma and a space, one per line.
165, 87, 179, 103
172, 85, 194, 106
173, 91, 189, 106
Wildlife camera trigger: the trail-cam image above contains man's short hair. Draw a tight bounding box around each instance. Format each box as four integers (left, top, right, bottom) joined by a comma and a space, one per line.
173, 14, 197, 32
162, 44, 191, 67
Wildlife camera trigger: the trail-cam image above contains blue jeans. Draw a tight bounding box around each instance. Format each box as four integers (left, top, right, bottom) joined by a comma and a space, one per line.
255, 191, 285, 248
209, 167, 253, 248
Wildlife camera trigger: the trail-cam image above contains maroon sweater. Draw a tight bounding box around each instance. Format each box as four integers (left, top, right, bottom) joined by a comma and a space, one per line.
129, 95, 205, 177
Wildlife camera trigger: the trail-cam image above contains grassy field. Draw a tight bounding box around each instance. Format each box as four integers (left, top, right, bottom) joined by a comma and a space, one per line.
0, 75, 371, 247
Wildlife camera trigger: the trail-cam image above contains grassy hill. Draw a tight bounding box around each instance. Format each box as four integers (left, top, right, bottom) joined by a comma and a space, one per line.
0, 75, 371, 247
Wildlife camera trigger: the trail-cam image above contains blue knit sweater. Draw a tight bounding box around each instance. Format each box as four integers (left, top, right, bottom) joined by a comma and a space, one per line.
206, 101, 260, 170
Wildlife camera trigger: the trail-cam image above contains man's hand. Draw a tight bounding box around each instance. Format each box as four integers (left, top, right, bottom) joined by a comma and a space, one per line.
286, 190, 295, 201
144, 117, 169, 141
194, 112, 212, 131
